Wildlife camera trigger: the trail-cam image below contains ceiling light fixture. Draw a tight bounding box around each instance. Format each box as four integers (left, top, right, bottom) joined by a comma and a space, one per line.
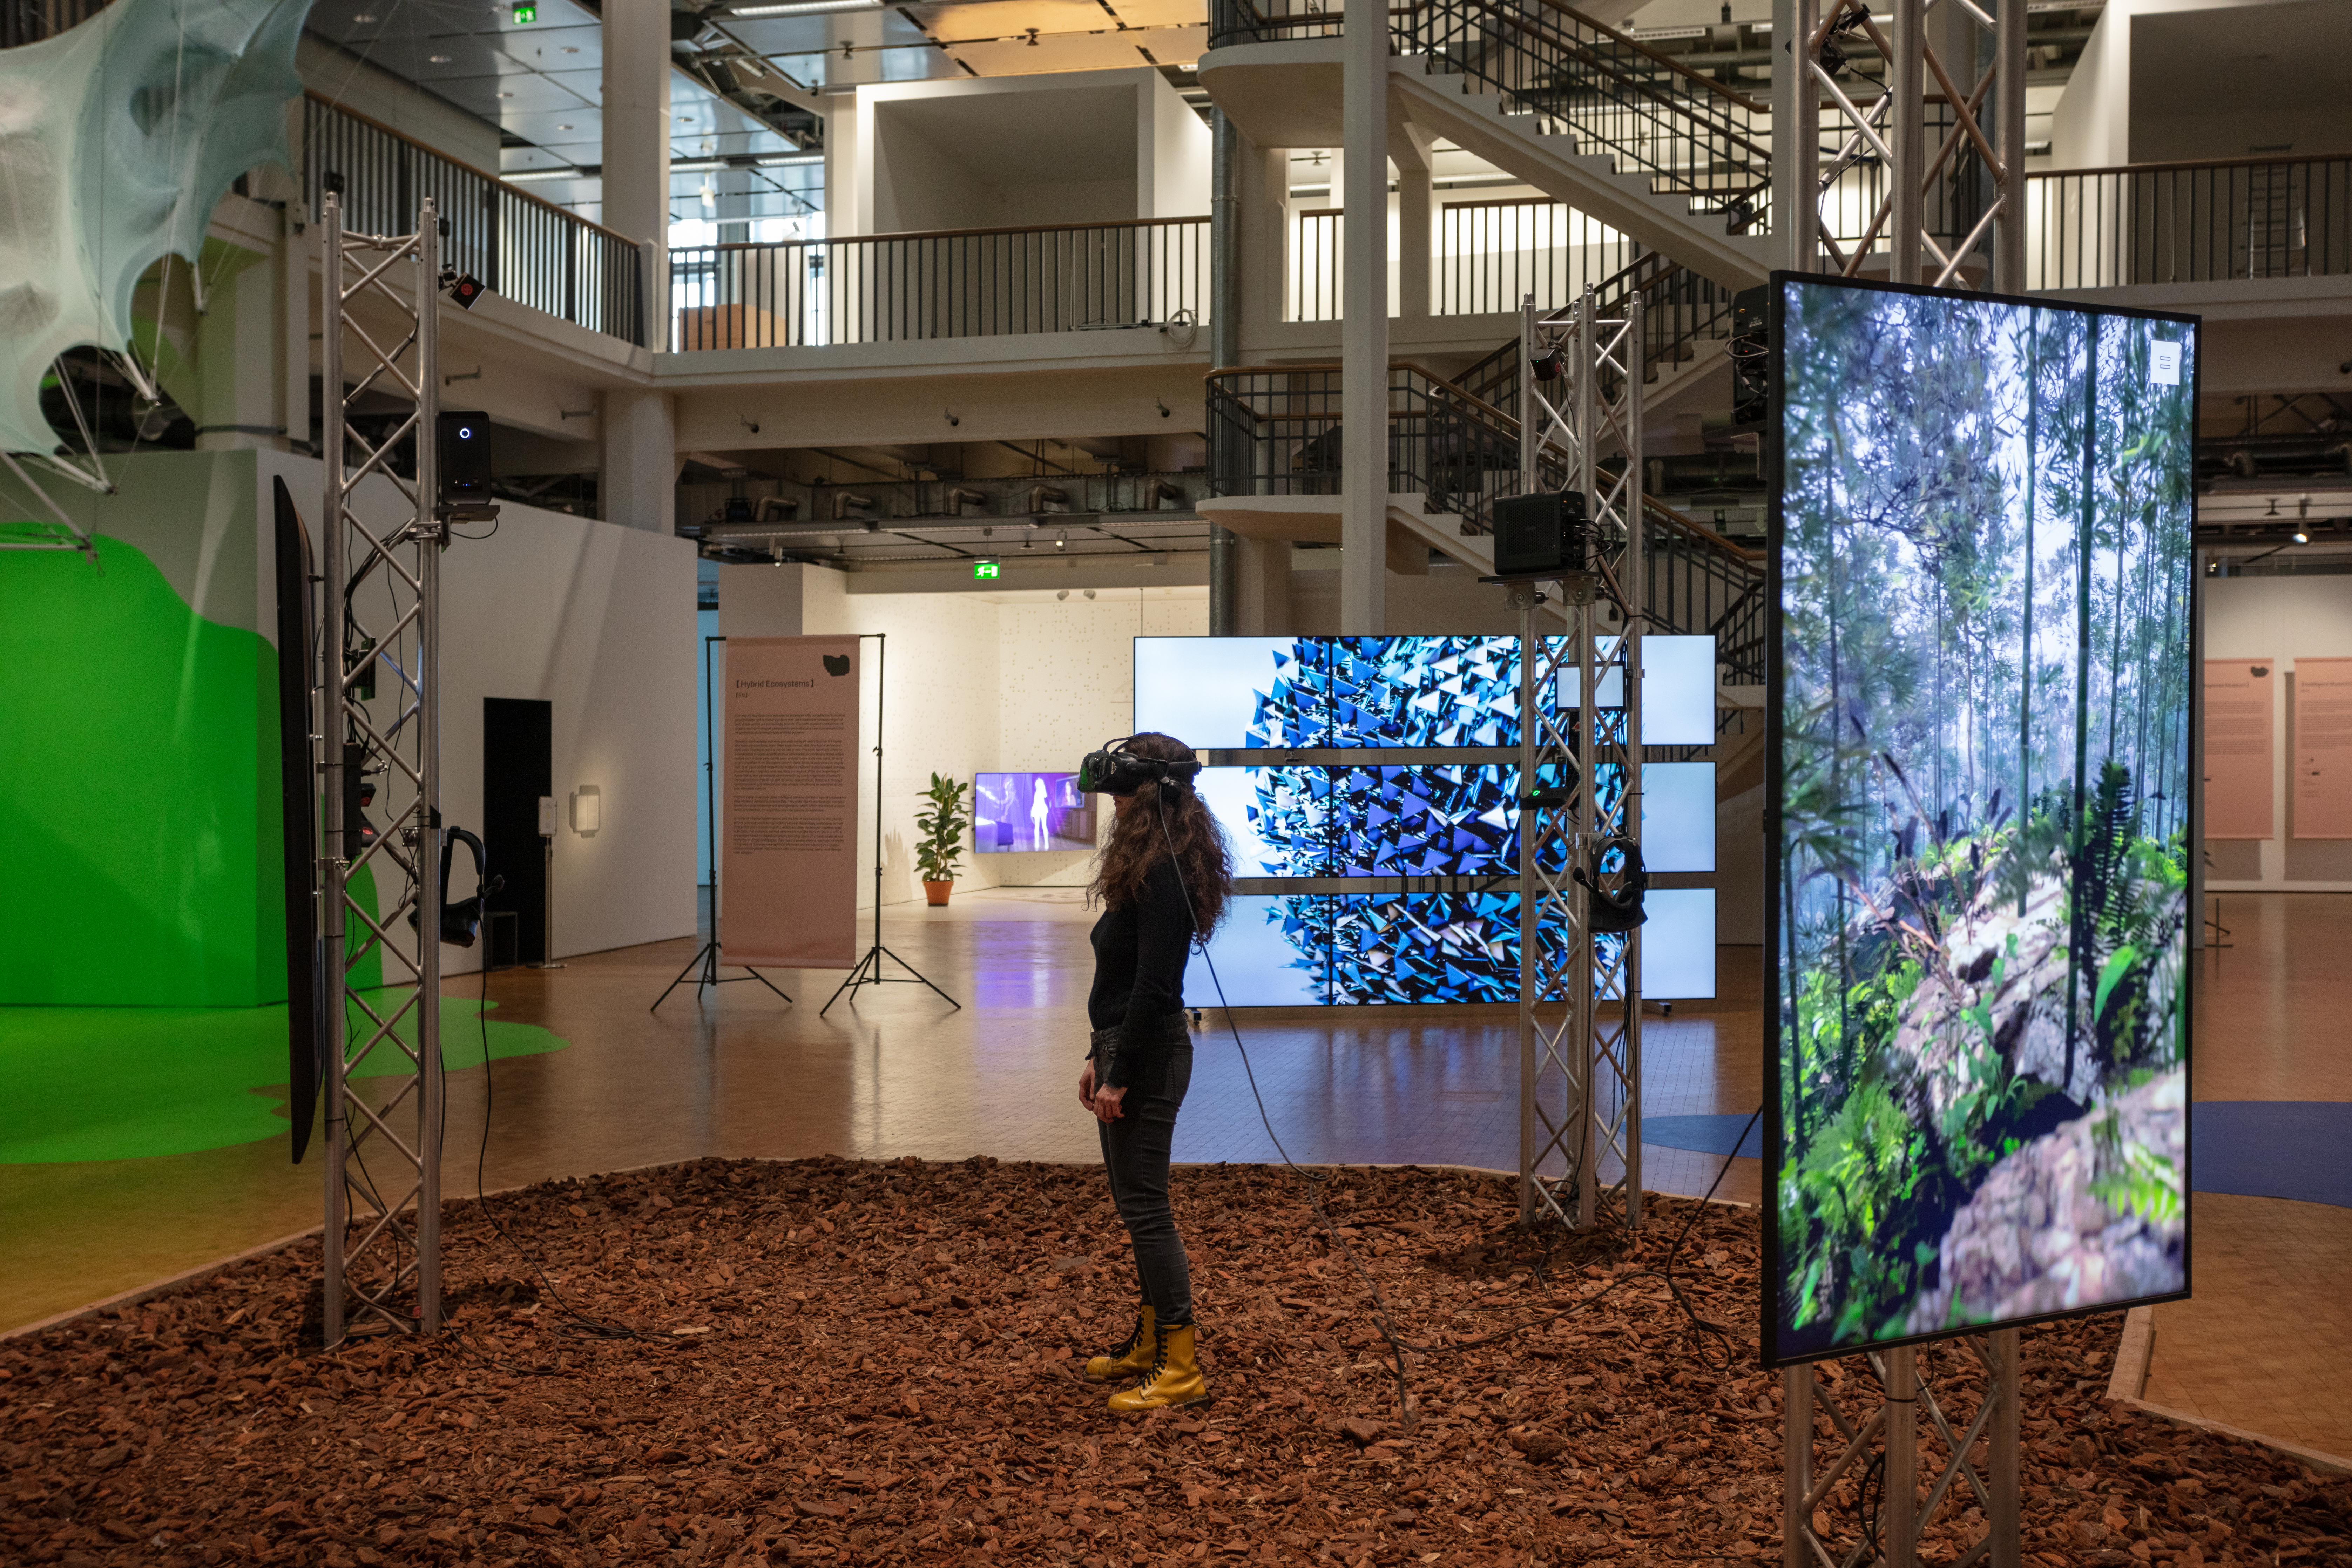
428, 52, 453, 63
2294, 529, 2310, 545
757, 152, 825, 167
729, 0, 882, 15
557, 122, 574, 130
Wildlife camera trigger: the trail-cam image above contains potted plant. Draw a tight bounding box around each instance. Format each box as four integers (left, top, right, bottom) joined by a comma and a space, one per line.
914, 773, 973, 906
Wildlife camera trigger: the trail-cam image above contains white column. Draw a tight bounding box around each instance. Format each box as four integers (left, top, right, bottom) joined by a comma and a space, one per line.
601, 388, 676, 533
604, 0, 671, 245
1339, 8, 1390, 634
1392, 119, 1435, 318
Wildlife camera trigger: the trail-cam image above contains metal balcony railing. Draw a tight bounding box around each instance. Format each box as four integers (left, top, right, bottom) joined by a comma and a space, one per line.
1288, 198, 1642, 321
667, 217, 1209, 350
2025, 154, 2352, 290
303, 96, 646, 346
1, 0, 106, 47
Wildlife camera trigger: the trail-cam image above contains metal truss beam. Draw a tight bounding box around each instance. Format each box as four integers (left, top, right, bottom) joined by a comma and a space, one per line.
1783, 0, 2030, 292
318, 193, 445, 1346
1516, 286, 1645, 1233
1783, 1332, 2021, 1568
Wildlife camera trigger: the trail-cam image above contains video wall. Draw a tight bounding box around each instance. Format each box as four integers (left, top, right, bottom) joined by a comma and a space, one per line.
1767, 276, 2194, 1363
1135, 634, 1719, 751
1138, 634, 1722, 1005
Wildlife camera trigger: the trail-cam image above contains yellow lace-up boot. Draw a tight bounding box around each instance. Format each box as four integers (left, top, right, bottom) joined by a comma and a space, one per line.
1107, 1322, 1210, 1413
1084, 1304, 1156, 1383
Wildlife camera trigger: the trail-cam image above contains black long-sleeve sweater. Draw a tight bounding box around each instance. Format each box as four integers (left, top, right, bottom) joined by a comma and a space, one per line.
1086, 857, 1191, 1089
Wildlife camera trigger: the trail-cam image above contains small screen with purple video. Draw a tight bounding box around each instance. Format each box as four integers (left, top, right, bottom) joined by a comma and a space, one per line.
974, 772, 1097, 853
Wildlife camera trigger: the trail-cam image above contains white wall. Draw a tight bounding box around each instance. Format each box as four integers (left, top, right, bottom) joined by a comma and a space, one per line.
258, 452, 701, 969
768, 577, 1208, 907
2202, 572, 2352, 889
851, 70, 1208, 238
2049, 0, 2327, 170
1149, 78, 1215, 221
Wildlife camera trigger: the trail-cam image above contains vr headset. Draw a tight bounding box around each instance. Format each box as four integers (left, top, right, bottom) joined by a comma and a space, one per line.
1077, 736, 1202, 797
408, 826, 506, 948
1571, 837, 1648, 934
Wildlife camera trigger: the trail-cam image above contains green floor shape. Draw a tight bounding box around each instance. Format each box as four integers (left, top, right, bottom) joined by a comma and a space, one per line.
0, 997, 567, 1164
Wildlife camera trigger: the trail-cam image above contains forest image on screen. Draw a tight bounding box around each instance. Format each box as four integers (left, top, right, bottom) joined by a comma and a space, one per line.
1772, 281, 2193, 1360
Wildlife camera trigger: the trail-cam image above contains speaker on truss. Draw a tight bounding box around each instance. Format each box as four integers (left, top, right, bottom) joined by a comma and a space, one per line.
437, 411, 493, 509
1491, 490, 1589, 577
271, 477, 326, 1164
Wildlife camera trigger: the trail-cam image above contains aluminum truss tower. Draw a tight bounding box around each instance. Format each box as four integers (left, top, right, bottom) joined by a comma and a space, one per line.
1779, 0, 2032, 291
1514, 287, 1645, 1232
317, 194, 447, 1344
1782, 1331, 2022, 1568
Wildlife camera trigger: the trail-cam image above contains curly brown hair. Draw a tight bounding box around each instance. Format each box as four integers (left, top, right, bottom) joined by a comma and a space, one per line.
1085, 733, 1233, 936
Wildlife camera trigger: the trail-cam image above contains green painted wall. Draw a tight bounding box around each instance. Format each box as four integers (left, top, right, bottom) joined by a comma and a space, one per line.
0, 530, 282, 1005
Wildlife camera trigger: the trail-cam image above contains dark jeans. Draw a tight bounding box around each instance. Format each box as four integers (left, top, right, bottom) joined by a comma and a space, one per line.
1092, 1028, 1195, 1327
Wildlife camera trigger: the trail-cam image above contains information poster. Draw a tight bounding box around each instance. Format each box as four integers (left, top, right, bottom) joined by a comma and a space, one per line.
2204, 659, 2274, 840
721, 637, 860, 968
2293, 657, 2352, 838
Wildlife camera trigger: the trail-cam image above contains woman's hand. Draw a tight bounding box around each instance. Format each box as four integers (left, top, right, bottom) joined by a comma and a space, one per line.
1079, 1060, 1097, 1114
1091, 1084, 1128, 1123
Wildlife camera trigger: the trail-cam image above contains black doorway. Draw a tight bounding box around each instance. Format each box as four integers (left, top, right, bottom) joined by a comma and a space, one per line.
483, 698, 552, 965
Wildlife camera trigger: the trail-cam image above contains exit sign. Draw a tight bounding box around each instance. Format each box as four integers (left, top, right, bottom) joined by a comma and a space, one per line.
973, 561, 1000, 580
512, 1, 536, 22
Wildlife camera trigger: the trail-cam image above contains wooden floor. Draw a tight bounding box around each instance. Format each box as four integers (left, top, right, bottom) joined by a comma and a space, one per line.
1, 889, 2342, 1466
2143, 892, 2352, 1462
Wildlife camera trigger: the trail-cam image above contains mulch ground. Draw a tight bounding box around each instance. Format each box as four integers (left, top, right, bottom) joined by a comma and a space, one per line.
2, 1156, 2346, 1568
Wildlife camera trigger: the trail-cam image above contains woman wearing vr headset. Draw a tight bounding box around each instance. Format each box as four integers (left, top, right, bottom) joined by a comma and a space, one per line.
1076, 732, 1230, 1412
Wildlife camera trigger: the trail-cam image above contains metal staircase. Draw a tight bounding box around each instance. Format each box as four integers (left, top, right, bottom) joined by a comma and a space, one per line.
1393, 0, 1772, 288
1204, 349, 1764, 679
1209, 0, 1775, 289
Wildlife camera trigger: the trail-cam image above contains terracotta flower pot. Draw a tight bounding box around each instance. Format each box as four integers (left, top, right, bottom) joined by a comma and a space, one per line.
924, 880, 954, 907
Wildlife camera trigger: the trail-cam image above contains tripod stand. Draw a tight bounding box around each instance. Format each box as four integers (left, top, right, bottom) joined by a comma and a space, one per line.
821, 631, 961, 1015
651, 635, 793, 1011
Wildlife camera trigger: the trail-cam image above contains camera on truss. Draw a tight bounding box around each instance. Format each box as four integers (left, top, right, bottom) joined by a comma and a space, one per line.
1489, 489, 1590, 579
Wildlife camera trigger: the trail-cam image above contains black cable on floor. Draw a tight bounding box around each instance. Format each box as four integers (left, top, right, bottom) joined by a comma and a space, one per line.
460, 955, 661, 1344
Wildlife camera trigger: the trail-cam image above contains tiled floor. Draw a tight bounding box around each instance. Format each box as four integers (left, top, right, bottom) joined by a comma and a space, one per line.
3, 889, 2343, 1469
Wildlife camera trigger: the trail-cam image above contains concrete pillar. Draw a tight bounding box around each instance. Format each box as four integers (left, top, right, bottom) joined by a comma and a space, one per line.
1238, 142, 1287, 329
1392, 118, 1436, 318
601, 388, 676, 533
603, 0, 671, 248
192, 245, 283, 452
1340, 11, 1390, 634
1210, 109, 1240, 635
1233, 535, 1293, 634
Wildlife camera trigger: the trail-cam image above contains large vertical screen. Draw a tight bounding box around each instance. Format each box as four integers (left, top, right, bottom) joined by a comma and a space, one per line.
1768, 276, 2195, 1363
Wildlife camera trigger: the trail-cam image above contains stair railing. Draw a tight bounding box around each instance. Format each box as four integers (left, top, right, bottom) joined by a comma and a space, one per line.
1404, 0, 1773, 231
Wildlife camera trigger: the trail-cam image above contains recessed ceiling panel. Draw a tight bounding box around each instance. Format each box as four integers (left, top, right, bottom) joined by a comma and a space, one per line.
909, 1, 1120, 39
1102, 0, 1208, 27
951, 32, 1157, 74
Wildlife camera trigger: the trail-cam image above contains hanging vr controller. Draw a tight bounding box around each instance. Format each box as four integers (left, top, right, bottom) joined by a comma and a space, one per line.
1076, 735, 1202, 798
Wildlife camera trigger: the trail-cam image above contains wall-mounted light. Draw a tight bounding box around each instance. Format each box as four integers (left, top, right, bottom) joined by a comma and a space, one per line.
944, 407, 960, 427
571, 785, 601, 837
740, 413, 760, 435
1056, 530, 1068, 550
